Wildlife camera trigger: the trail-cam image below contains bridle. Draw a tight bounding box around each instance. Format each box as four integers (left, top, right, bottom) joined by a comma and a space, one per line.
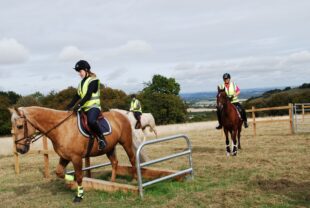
14, 112, 74, 146
217, 91, 227, 112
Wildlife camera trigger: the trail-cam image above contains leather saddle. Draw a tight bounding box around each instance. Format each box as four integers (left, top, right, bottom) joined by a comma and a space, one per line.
77, 112, 112, 138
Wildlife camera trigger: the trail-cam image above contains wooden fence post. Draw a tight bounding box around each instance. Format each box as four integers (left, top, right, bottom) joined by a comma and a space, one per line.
42, 136, 50, 178
252, 106, 256, 137
12, 129, 20, 175
289, 103, 293, 134
302, 104, 305, 122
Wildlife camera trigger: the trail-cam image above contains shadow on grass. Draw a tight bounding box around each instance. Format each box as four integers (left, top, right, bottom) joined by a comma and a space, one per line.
253, 178, 310, 206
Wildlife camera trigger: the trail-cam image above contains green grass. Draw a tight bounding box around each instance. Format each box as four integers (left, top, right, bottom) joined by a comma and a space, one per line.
0, 121, 309, 207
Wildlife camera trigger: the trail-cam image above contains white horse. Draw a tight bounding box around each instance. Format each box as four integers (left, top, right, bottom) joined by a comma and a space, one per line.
110, 109, 158, 142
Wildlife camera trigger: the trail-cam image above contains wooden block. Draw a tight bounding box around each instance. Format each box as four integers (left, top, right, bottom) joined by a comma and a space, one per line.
66, 177, 138, 193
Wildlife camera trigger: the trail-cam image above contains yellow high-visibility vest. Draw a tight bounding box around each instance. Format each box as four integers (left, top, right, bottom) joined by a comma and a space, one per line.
218, 81, 239, 103
130, 99, 142, 113
77, 76, 101, 111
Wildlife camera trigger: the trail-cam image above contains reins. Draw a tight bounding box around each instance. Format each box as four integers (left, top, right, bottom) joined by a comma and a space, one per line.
14, 111, 75, 145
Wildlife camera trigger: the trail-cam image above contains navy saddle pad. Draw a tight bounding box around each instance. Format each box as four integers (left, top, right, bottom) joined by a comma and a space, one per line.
77, 112, 112, 138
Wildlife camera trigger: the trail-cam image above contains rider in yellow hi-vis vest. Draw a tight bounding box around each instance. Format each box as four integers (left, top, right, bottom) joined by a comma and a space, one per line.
130, 94, 142, 129
66, 60, 106, 151
216, 73, 248, 129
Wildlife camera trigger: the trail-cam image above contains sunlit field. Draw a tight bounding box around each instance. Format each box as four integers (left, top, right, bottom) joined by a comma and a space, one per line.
0, 120, 309, 208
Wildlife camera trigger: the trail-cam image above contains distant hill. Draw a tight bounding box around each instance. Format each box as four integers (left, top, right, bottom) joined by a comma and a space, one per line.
243, 83, 310, 115
180, 87, 276, 102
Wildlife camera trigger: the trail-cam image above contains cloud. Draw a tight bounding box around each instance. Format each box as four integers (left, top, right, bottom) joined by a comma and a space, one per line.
106, 68, 127, 80
108, 40, 153, 56
0, 38, 29, 64
172, 50, 310, 91
58, 46, 86, 61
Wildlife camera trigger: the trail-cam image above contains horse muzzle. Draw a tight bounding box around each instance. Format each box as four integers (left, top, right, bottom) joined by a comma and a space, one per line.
16, 144, 30, 154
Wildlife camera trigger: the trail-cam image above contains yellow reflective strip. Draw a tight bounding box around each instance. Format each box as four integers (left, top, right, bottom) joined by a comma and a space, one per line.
65, 174, 74, 181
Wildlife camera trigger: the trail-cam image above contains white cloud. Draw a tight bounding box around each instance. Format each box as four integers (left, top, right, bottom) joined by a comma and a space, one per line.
109, 40, 153, 56
286, 50, 310, 63
58, 46, 86, 61
0, 38, 29, 64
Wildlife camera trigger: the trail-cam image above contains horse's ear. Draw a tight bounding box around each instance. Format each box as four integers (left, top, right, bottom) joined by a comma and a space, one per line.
13, 106, 24, 117
8, 107, 15, 114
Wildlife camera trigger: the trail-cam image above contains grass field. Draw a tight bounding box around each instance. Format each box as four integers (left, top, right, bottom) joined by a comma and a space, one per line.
0, 121, 309, 208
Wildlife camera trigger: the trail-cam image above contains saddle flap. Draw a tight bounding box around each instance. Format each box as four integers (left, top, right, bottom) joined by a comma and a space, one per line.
77, 112, 112, 138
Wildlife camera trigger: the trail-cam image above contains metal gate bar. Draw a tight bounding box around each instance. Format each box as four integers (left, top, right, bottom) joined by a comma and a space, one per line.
135, 134, 193, 198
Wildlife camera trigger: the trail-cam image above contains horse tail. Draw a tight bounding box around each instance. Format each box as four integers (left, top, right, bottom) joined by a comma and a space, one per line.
147, 124, 158, 138
131, 130, 149, 162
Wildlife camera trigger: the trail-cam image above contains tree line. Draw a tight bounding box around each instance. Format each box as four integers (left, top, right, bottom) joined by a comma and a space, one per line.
0, 75, 187, 136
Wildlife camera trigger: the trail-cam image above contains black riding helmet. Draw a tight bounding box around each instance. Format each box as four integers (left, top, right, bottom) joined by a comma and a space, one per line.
223, 73, 231, 80
74, 60, 91, 72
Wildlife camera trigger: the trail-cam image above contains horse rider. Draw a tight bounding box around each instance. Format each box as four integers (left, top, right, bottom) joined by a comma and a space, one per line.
130, 94, 142, 129
216, 73, 248, 129
66, 60, 106, 150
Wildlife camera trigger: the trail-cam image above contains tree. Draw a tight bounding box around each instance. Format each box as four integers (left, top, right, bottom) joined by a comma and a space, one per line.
0, 95, 11, 135
101, 86, 129, 111
140, 75, 187, 125
143, 74, 180, 95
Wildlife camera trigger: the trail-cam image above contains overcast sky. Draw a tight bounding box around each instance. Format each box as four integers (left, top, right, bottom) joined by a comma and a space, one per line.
0, 0, 310, 95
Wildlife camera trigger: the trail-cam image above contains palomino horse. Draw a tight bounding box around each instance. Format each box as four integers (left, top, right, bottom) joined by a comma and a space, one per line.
9, 106, 137, 202
217, 90, 243, 156
110, 109, 158, 141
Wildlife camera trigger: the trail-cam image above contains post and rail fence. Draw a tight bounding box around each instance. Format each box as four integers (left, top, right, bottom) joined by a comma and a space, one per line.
11, 103, 309, 176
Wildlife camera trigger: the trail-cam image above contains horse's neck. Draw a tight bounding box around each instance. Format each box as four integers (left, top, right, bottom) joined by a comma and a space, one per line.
25, 107, 67, 136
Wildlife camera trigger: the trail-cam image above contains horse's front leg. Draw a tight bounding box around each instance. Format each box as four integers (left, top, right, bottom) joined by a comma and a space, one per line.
56, 157, 70, 179
71, 157, 84, 203
106, 148, 118, 182
231, 130, 238, 156
224, 128, 230, 157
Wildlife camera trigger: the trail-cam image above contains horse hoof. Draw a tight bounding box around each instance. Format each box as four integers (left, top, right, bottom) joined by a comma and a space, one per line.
231, 152, 237, 156
226, 152, 230, 157
73, 196, 83, 203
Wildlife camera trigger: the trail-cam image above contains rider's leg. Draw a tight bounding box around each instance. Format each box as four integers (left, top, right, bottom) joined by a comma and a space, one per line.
235, 103, 248, 128
134, 112, 142, 129
216, 107, 222, 129
87, 108, 106, 150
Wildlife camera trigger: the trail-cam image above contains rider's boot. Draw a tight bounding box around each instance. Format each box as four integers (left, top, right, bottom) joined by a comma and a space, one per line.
97, 134, 107, 150
92, 121, 107, 150
241, 108, 248, 128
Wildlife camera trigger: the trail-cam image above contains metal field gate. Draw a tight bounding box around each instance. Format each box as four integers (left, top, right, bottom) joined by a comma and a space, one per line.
293, 103, 310, 133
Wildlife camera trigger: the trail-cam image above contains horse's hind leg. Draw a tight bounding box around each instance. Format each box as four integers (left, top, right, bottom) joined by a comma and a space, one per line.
224, 129, 230, 157
106, 148, 118, 182
237, 126, 242, 150
122, 141, 136, 179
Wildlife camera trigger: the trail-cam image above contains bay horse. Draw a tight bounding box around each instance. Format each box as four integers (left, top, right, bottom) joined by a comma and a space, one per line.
9, 106, 137, 202
216, 90, 243, 156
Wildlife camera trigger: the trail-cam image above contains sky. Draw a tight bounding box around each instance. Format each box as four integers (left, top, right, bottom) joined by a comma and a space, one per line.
0, 0, 310, 95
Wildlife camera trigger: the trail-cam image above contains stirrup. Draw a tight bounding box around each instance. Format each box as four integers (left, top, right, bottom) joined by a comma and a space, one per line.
98, 139, 106, 150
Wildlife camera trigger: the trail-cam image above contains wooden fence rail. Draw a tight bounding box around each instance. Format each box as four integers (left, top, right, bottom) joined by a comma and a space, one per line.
12, 103, 299, 176
245, 103, 294, 137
